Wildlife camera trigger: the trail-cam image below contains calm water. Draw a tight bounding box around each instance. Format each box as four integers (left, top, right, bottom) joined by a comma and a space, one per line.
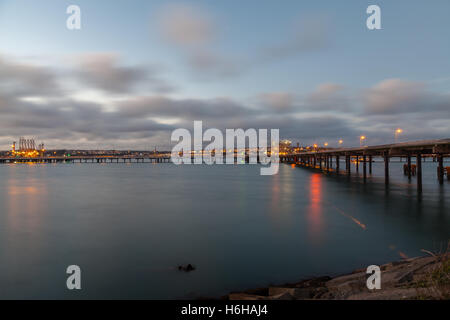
0, 160, 449, 299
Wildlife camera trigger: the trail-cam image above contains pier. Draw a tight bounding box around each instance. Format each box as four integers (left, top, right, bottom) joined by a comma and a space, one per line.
0, 155, 172, 164
280, 139, 450, 193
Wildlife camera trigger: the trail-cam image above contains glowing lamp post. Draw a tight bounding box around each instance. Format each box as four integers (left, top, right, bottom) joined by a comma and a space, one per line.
360, 135, 366, 147
395, 128, 403, 143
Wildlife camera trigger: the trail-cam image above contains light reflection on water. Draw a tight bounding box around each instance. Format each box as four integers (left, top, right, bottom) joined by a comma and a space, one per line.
0, 161, 448, 299
307, 173, 324, 246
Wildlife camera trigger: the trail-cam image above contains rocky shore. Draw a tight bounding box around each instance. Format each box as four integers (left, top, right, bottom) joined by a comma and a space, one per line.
226, 253, 449, 300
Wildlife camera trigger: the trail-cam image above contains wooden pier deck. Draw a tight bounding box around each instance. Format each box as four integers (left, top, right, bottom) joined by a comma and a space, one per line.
280, 138, 450, 193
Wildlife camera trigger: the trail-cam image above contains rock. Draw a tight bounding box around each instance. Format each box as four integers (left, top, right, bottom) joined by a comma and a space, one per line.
295, 276, 331, 288
178, 264, 196, 272
222, 254, 448, 300
312, 287, 329, 299
268, 291, 296, 300
347, 288, 421, 300
228, 293, 267, 300
268, 287, 312, 299
326, 272, 366, 287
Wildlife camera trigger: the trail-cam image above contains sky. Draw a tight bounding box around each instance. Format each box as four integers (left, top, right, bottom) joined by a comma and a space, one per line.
0, 0, 449, 150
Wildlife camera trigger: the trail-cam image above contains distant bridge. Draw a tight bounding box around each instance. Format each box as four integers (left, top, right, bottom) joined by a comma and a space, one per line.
280, 138, 450, 193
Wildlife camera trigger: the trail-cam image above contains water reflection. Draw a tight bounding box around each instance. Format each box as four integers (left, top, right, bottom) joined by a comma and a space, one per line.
5, 165, 49, 243
269, 165, 296, 227
307, 173, 323, 244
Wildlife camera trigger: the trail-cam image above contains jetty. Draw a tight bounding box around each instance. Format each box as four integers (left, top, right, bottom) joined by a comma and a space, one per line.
280, 139, 450, 193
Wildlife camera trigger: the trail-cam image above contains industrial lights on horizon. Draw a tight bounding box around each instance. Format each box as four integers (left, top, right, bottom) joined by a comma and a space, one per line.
10, 137, 45, 158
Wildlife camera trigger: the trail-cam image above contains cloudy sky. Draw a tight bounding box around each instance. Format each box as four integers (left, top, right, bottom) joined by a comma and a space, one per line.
0, 0, 449, 150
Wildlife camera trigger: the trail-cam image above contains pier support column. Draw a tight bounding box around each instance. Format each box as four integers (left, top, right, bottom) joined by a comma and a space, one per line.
319, 156, 322, 170
438, 154, 444, 185
363, 155, 367, 182
336, 155, 340, 174
369, 155, 372, 174
346, 155, 350, 176
407, 154, 412, 180
417, 153, 422, 193
384, 152, 389, 185
356, 156, 359, 172
326, 156, 329, 172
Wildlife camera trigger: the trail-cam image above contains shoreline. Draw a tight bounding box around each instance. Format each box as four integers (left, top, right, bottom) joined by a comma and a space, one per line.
223, 253, 449, 300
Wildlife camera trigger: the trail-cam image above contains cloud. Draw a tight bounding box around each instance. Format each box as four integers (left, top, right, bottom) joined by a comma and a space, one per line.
0, 53, 448, 149
156, 4, 241, 79
364, 78, 450, 115
0, 55, 60, 97
259, 92, 296, 111
187, 50, 242, 78
0, 55, 177, 149
364, 79, 426, 114
257, 84, 350, 114
0, 97, 176, 147
158, 4, 214, 47
115, 95, 256, 120
75, 53, 175, 94
306, 83, 351, 112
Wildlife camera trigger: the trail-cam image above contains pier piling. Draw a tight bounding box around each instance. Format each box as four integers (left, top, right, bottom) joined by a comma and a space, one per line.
417, 153, 422, 193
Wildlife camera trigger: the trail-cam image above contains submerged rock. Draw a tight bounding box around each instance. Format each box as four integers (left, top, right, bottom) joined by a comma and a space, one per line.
178, 264, 196, 272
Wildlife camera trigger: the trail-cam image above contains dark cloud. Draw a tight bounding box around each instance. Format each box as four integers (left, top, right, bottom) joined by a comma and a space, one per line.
116, 96, 256, 120
0, 55, 60, 97
363, 79, 450, 115
0, 97, 176, 148
0, 54, 448, 150
75, 53, 175, 94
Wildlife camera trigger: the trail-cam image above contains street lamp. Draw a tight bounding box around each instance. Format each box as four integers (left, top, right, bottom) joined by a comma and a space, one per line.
360, 135, 366, 147
324, 142, 328, 147
338, 139, 343, 147
394, 128, 403, 143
